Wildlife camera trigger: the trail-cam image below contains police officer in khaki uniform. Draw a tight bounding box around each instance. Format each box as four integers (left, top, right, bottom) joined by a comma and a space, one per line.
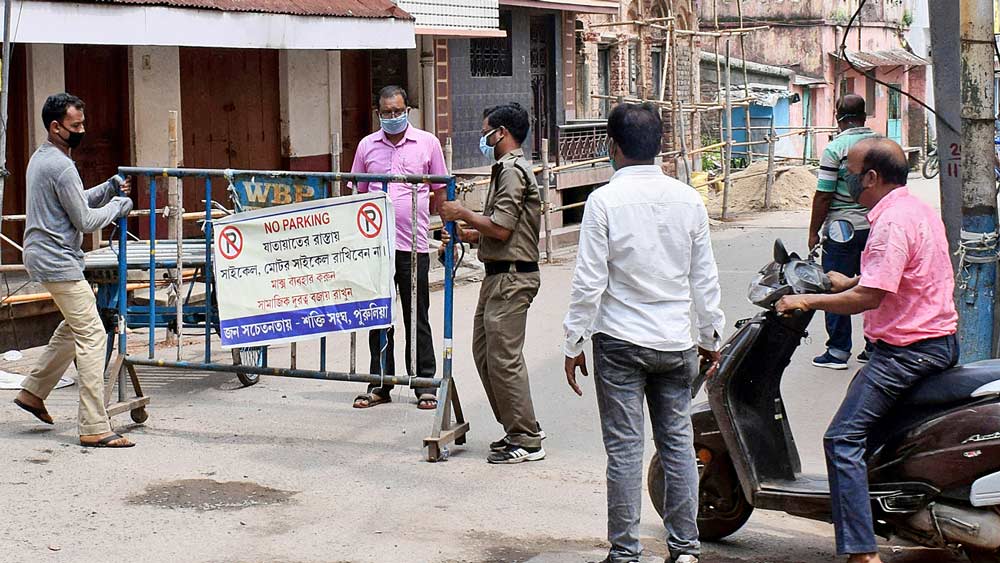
440, 102, 545, 464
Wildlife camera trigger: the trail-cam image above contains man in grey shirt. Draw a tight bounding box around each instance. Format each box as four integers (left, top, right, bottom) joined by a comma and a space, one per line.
13, 93, 135, 448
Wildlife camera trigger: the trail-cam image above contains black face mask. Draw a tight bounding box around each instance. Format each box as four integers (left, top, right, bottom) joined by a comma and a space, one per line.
57, 125, 84, 149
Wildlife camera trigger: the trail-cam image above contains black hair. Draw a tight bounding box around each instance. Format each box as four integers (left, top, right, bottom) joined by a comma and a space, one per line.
41, 93, 85, 129
483, 102, 530, 144
607, 102, 662, 161
836, 94, 866, 125
378, 85, 408, 107
861, 138, 909, 186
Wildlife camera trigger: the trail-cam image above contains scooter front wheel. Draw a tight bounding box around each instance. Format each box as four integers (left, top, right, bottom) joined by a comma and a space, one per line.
966, 548, 1000, 563
648, 448, 753, 541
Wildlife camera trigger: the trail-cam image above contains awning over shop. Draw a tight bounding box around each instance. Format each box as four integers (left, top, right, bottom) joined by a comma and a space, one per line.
831, 49, 929, 71
499, 0, 618, 14
717, 83, 799, 108
792, 74, 827, 87
3, 0, 416, 49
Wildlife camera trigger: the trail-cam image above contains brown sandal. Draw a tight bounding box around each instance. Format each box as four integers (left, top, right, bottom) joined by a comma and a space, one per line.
353, 392, 391, 409
14, 398, 53, 425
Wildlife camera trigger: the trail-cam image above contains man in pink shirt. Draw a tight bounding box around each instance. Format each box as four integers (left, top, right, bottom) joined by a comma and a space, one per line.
351, 85, 448, 410
777, 138, 958, 563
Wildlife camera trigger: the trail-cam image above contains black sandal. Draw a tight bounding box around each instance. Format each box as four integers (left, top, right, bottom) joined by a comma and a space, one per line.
80, 433, 135, 448
417, 394, 438, 410
353, 392, 391, 409
13, 398, 53, 425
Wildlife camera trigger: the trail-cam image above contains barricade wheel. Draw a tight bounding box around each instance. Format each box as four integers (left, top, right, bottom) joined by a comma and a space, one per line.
131, 407, 149, 424
232, 347, 265, 387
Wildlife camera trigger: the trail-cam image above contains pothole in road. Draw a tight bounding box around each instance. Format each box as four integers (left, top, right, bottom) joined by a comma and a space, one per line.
128, 478, 296, 511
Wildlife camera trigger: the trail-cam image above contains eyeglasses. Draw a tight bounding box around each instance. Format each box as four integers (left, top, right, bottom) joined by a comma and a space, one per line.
378, 108, 409, 119
480, 127, 501, 138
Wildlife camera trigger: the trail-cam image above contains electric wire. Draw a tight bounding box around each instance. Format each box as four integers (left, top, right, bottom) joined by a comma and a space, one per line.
839, 0, 958, 135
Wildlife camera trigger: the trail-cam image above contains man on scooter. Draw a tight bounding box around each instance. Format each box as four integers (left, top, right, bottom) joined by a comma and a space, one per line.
776, 138, 958, 563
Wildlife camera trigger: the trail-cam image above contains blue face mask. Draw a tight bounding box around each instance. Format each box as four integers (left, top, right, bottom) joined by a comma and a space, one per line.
480, 128, 500, 161
380, 114, 409, 135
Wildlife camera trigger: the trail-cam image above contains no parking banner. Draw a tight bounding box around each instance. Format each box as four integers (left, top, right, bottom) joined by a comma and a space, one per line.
213, 192, 395, 349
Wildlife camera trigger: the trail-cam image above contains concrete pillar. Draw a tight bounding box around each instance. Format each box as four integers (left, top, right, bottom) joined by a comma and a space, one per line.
328, 51, 343, 170
26, 44, 64, 150
278, 50, 333, 170
128, 46, 182, 167
420, 35, 436, 133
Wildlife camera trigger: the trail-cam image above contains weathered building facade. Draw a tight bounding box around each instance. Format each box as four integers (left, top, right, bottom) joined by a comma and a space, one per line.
576, 0, 701, 163
697, 0, 926, 158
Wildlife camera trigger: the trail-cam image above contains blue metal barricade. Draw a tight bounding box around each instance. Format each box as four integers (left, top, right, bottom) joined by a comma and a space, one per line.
99, 167, 466, 461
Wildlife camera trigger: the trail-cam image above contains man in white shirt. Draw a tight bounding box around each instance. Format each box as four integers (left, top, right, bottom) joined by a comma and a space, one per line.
563, 103, 726, 563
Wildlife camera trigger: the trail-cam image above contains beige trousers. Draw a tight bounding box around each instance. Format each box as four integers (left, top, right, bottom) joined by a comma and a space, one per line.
21, 280, 110, 435
472, 271, 542, 448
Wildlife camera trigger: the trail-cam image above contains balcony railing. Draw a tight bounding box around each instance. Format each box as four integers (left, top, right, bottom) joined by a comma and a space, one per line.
556, 120, 609, 166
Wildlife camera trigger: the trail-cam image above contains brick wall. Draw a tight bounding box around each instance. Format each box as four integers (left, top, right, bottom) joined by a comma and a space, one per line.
577, 1, 701, 157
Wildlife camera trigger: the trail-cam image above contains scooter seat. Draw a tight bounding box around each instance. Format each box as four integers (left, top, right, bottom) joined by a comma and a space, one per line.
901, 359, 1000, 407
868, 360, 1000, 455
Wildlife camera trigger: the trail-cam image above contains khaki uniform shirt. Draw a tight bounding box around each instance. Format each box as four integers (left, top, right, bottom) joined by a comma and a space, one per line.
478, 148, 541, 263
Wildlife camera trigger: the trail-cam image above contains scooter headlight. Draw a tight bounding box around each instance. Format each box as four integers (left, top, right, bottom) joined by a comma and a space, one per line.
747, 274, 777, 305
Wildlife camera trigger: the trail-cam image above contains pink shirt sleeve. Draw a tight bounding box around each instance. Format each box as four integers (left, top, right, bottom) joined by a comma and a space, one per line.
351, 139, 369, 193
859, 220, 909, 294
427, 139, 448, 191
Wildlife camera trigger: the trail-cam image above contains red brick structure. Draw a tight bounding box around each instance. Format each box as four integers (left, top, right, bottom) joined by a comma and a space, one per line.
577, 0, 701, 171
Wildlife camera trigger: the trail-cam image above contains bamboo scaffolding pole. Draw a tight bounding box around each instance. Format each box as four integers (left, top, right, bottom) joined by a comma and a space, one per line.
713, 0, 725, 180
590, 94, 752, 110
688, 141, 728, 156
736, 0, 752, 165
722, 40, 733, 220
455, 148, 686, 192
670, 21, 680, 152
658, 30, 670, 103
667, 26, 771, 37
587, 16, 675, 29
764, 115, 776, 208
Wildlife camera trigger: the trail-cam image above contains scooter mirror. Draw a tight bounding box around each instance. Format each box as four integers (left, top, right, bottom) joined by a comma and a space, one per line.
828, 219, 855, 244
774, 239, 791, 265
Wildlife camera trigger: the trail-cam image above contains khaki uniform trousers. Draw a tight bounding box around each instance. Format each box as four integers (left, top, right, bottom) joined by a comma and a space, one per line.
21, 280, 111, 435
472, 271, 542, 448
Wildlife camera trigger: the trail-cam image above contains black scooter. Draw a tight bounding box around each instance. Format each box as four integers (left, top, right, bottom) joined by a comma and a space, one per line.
648, 225, 1000, 562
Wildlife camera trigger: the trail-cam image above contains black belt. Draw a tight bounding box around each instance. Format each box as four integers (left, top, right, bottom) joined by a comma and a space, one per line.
484, 261, 539, 276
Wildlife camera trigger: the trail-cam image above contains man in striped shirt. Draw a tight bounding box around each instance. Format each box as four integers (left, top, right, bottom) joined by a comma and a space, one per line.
808, 95, 879, 370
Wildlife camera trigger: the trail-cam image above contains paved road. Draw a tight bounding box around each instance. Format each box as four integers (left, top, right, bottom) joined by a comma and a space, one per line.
0, 177, 965, 562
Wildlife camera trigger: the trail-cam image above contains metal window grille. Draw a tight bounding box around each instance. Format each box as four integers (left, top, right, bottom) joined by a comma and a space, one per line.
471, 11, 513, 77
556, 121, 609, 165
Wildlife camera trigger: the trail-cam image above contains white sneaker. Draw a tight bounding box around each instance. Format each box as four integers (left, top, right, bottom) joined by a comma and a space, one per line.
675, 556, 699, 563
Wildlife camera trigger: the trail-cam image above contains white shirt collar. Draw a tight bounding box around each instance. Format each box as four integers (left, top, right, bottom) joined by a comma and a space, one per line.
609, 164, 664, 182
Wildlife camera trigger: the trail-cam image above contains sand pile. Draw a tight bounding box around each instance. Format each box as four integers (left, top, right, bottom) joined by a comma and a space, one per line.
704, 161, 817, 216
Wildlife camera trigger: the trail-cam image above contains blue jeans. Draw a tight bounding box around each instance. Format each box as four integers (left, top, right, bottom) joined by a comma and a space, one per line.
825, 334, 959, 554
822, 229, 870, 359
593, 334, 700, 562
